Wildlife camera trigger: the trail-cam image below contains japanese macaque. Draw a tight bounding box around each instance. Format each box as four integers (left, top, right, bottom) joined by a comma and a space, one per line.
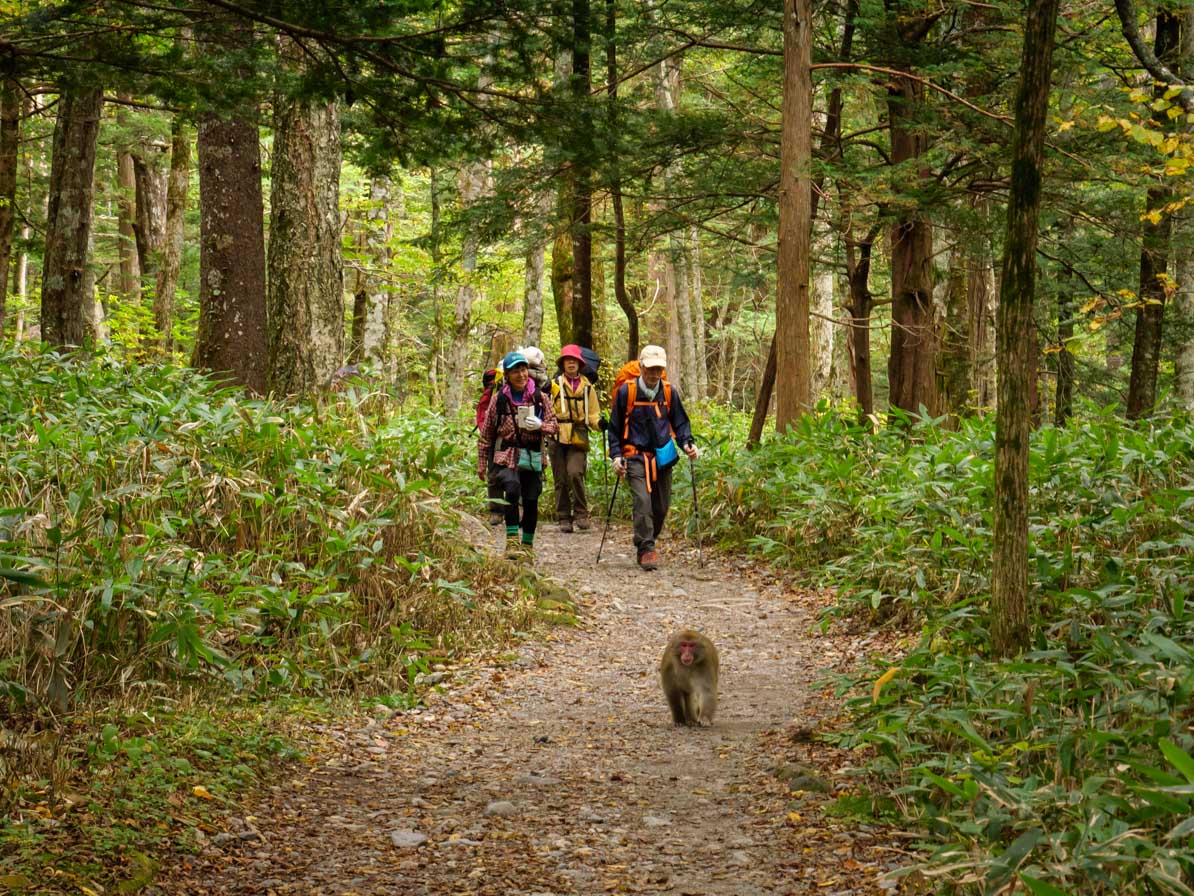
660, 629, 719, 726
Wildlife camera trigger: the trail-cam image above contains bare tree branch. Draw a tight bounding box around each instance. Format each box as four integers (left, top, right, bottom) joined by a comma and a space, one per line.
1113, 0, 1194, 112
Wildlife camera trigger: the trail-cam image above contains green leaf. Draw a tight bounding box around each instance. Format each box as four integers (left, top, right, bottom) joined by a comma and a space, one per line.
1159, 738, 1194, 783
1020, 874, 1072, 896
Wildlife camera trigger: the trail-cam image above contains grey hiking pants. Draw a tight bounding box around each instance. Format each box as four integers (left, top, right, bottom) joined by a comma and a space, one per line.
551, 442, 590, 522
626, 456, 674, 555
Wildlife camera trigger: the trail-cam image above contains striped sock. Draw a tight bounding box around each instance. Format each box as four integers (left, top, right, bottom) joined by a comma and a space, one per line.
521, 533, 534, 545
506, 525, 519, 538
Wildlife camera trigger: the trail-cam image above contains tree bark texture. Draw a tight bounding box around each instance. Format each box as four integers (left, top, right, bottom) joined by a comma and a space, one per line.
0, 78, 19, 337
570, 0, 594, 350
444, 160, 489, 413
133, 144, 168, 285
1126, 10, 1180, 420
748, 0, 855, 438
845, 226, 877, 420
652, 54, 690, 389
747, 337, 778, 446
884, 3, 939, 419
776, 0, 814, 429
690, 226, 708, 399
362, 177, 393, 368
267, 70, 344, 397
552, 224, 574, 347
993, 0, 1060, 658
116, 139, 141, 302
811, 223, 836, 401
606, 0, 639, 363
155, 117, 189, 351
41, 87, 103, 348
193, 111, 268, 393
940, 241, 971, 424
1175, 7, 1194, 410
522, 190, 553, 348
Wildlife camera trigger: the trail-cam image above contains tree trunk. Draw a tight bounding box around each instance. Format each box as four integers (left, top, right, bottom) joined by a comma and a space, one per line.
41, 87, 103, 348
569, 0, 594, 349
132, 143, 168, 286
651, 54, 689, 387
1054, 268, 1075, 426
522, 191, 552, 348
362, 176, 393, 368
775, 0, 814, 430
1176, 7, 1194, 409
810, 222, 835, 401
992, 0, 1060, 658
116, 127, 141, 302
0, 78, 19, 337
845, 225, 877, 421
940, 240, 971, 424
884, 2, 939, 419
605, 0, 638, 362
1127, 10, 1181, 420
747, 338, 777, 446
193, 110, 268, 393
444, 160, 489, 413
970, 211, 998, 410
267, 45, 344, 397
690, 226, 708, 399
154, 116, 189, 351
670, 230, 696, 391
552, 225, 574, 347
749, 0, 856, 437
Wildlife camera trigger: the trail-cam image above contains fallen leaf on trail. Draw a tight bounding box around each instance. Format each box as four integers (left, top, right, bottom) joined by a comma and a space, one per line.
191, 785, 215, 800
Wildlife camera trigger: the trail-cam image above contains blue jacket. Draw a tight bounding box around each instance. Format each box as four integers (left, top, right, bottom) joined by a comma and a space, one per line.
608, 379, 694, 460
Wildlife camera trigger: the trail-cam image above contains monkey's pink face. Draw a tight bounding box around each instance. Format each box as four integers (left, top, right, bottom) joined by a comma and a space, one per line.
678, 641, 699, 665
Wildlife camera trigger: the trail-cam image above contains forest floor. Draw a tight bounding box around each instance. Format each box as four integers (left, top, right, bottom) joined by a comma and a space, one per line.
151, 521, 920, 896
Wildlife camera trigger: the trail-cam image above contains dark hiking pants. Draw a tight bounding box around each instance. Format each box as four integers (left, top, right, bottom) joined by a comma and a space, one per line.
551, 443, 589, 522
626, 457, 673, 555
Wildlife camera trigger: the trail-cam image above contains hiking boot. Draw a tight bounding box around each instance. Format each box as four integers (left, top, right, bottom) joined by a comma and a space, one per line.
559, 519, 574, 533
505, 536, 522, 559
517, 541, 535, 563
575, 516, 591, 531
638, 549, 659, 571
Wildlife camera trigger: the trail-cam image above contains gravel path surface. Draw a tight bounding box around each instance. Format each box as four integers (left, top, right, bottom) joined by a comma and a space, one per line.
153, 523, 911, 895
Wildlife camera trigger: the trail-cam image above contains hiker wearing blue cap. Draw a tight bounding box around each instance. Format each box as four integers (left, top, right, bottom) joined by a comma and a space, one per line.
478, 351, 559, 561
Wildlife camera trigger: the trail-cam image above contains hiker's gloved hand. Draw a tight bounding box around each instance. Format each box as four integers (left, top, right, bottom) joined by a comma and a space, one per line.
598, 415, 608, 432
613, 457, 626, 477
522, 413, 543, 432
684, 442, 699, 459
478, 464, 487, 483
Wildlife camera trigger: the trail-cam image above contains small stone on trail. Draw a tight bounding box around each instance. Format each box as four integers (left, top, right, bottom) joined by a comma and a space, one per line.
642, 814, 671, 827
416, 671, 448, 686
671, 587, 689, 597
484, 800, 518, 817
389, 829, 428, 848
517, 772, 560, 787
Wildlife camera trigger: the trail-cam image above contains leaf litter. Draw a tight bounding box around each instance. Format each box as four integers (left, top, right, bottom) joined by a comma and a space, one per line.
150, 525, 918, 895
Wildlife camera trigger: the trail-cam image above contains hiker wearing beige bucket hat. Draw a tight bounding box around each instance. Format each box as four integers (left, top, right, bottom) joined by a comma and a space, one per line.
606, 345, 699, 571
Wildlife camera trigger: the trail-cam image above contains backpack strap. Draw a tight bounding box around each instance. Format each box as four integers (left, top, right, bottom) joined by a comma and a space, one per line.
621, 380, 676, 448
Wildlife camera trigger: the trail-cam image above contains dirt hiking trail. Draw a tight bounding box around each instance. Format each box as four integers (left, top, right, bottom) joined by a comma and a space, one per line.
154, 524, 911, 896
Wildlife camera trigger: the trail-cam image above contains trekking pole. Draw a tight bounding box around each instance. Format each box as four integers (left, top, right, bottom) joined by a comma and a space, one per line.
688, 452, 703, 566
596, 473, 621, 564
601, 428, 610, 495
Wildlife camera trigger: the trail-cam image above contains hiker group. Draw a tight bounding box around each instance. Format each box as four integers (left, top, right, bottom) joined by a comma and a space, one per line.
476, 343, 699, 571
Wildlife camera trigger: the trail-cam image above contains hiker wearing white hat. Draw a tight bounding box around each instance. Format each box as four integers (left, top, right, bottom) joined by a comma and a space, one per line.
606, 345, 699, 571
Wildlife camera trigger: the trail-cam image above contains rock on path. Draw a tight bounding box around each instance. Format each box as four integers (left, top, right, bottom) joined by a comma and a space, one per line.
150, 524, 908, 895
